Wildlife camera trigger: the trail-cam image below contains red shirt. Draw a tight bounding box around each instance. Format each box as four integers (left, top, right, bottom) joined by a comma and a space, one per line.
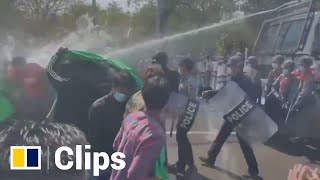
292, 68, 315, 81
111, 111, 165, 180
6, 63, 47, 98
279, 75, 288, 96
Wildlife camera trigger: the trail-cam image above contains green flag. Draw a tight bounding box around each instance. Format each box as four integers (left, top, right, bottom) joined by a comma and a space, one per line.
155, 147, 169, 180
62, 50, 143, 89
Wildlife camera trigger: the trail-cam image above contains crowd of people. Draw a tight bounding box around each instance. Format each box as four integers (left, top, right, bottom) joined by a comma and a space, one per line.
0, 48, 319, 180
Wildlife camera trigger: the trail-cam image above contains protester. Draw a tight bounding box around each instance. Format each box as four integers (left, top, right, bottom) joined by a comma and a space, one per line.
271, 60, 297, 126
110, 76, 170, 180
88, 71, 136, 180
0, 120, 88, 180
291, 55, 315, 112
199, 56, 260, 179
46, 48, 108, 135
168, 58, 198, 177
5, 56, 53, 121
244, 56, 262, 104
152, 52, 180, 92
123, 64, 164, 118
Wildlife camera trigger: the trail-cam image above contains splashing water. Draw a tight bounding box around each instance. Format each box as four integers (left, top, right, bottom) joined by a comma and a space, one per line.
1, 7, 278, 140
105, 7, 279, 68
29, 15, 113, 66
0, 36, 15, 61
0, 15, 113, 67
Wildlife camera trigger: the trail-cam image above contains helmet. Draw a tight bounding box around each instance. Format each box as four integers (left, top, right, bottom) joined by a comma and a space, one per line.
227, 55, 244, 67
272, 55, 285, 65
246, 56, 258, 69
152, 52, 168, 67
235, 52, 245, 62
281, 60, 295, 71
297, 55, 313, 68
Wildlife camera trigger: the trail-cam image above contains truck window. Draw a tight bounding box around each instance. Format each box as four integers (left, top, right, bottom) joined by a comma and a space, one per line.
312, 23, 320, 56
274, 19, 305, 52
255, 23, 280, 53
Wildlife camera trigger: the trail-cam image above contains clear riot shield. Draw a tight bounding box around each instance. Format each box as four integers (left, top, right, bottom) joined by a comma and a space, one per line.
207, 81, 278, 145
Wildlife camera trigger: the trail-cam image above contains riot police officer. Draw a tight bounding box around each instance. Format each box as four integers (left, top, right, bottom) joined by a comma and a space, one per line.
265, 55, 285, 121
271, 60, 298, 126
168, 58, 198, 177
291, 56, 315, 112
199, 55, 260, 178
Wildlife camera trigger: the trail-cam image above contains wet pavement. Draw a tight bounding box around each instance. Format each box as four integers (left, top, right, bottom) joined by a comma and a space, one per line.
165, 132, 319, 180
164, 101, 320, 180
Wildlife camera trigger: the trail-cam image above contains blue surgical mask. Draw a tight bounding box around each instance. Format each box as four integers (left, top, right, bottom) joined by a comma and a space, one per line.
282, 69, 289, 75
272, 63, 279, 69
113, 92, 127, 102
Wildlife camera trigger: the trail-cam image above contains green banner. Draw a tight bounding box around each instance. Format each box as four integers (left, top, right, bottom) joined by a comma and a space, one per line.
63, 50, 143, 89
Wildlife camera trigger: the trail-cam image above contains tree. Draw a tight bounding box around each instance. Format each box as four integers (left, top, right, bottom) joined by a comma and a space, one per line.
14, 0, 82, 22
241, 0, 292, 14
128, 0, 236, 36
130, 3, 157, 42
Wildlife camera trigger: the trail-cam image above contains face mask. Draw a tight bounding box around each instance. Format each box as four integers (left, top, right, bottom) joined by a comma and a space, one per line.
282, 69, 289, 75
113, 92, 127, 103
272, 63, 279, 69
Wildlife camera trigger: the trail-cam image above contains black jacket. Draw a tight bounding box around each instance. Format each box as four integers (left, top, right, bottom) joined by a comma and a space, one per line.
164, 68, 180, 93
232, 73, 259, 102
251, 73, 263, 104
88, 94, 127, 154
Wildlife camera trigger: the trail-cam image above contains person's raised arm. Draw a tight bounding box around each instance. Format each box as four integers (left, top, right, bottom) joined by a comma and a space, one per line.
46, 47, 70, 90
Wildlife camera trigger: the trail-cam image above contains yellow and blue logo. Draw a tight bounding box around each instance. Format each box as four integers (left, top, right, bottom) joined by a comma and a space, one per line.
10, 146, 41, 170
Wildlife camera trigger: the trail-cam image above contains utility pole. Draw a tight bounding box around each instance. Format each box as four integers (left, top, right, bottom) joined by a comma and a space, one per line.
92, 0, 97, 25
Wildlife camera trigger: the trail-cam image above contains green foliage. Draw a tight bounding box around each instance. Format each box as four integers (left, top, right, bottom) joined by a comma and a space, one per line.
242, 0, 292, 14
0, 0, 292, 50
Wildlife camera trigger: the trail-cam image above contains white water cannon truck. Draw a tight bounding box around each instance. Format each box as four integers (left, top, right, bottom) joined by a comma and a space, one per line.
254, 0, 320, 63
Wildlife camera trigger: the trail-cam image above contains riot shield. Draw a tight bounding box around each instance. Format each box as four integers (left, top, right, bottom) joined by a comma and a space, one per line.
282, 93, 320, 139
265, 92, 320, 159
164, 82, 277, 145
207, 81, 278, 145
164, 93, 200, 137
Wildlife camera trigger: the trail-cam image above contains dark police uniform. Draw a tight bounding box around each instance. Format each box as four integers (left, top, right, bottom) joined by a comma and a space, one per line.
206, 73, 259, 176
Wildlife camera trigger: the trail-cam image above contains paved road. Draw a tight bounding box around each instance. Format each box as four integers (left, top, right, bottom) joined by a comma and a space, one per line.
165, 104, 320, 180
166, 133, 319, 180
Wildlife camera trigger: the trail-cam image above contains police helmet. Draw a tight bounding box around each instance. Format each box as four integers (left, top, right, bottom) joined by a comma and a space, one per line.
272, 55, 285, 65
281, 60, 295, 71
297, 55, 313, 68
227, 55, 244, 68
246, 56, 258, 69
